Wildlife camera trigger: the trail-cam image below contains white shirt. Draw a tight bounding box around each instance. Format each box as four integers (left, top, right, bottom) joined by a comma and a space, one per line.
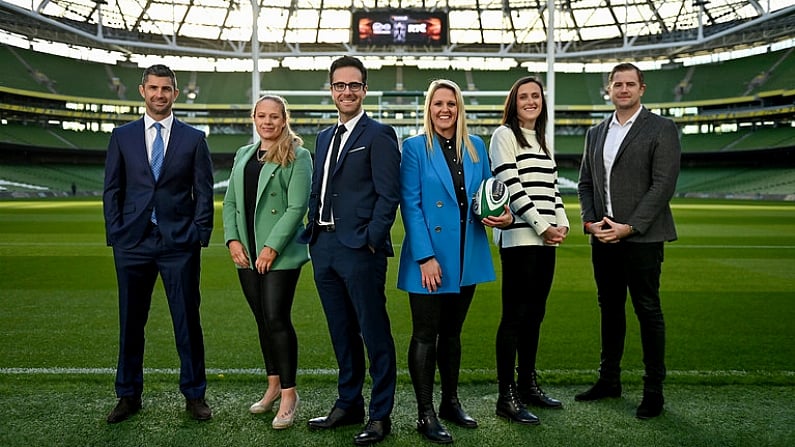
318, 110, 364, 224
143, 114, 174, 162
603, 106, 642, 216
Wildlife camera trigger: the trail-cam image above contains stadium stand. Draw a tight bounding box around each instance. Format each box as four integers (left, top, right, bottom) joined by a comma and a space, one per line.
683, 50, 790, 100
0, 45, 51, 93
1, 45, 793, 198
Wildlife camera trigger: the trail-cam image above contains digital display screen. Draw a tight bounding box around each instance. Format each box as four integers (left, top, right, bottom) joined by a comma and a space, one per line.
352, 10, 448, 46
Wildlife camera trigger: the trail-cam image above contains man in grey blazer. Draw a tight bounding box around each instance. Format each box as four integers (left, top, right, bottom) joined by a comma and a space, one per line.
576, 63, 681, 419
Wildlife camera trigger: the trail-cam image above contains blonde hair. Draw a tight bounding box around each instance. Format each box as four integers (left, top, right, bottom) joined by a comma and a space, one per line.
251, 95, 303, 166
421, 79, 478, 163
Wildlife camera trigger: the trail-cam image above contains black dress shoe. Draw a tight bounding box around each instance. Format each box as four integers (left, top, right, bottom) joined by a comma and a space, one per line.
354, 418, 391, 445
636, 391, 664, 419
186, 398, 212, 420
107, 396, 142, 424
574, 380, 622, 401
438, 398, 478, 428
307, 406, 365, 430
496, 386, 540, 426
417, 413, 453, 444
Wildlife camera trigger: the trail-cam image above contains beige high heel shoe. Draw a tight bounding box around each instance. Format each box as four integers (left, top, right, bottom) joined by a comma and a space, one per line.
249, 391, 281, 414
271, 393, 300, 429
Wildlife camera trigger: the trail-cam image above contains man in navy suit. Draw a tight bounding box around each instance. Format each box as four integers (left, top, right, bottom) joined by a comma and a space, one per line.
301, 55, 401, 445
103, 64, 214, 423
576, 63, 680, 419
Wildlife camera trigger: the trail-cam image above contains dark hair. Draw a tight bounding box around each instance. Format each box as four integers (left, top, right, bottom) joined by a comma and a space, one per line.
501, 76, 549, 156
141, 64, 177, 89
608, 62, 644, 86
329, 55, 367, 85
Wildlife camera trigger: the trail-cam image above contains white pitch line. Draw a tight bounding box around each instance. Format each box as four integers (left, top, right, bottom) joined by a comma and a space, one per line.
1, 367, 792, 377
1, 242, 795, 250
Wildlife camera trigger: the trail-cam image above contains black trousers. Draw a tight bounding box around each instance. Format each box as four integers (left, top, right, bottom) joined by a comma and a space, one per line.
237, 267, 301, 389
496, 245, 556, 386
408, 286, 475, 411
591, 241, 666, 392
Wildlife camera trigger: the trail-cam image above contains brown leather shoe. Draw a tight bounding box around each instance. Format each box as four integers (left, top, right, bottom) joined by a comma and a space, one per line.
186, 398, 212, 421
107, 396, 142, 424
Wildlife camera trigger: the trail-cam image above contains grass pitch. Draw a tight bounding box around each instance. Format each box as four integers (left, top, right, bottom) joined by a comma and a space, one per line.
0, 197, 793, 446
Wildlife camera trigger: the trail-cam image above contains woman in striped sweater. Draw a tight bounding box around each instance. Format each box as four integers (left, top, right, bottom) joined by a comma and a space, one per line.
490, 76, 570, 425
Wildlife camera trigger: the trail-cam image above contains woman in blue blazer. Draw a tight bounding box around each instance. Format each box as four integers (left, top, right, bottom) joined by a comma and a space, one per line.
223, 95, 312, 429
397, 79, 511, 443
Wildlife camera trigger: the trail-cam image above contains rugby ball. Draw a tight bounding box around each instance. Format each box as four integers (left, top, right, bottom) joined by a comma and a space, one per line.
472, 177, 509, 219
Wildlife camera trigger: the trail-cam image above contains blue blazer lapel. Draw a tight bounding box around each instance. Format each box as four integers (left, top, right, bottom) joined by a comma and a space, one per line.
315, 126, 334, 174
125, 119, 152, 181
336, 114, 369, 171
427, 135, 457, 201
161, 119, 184, 175
462, 142, 480, 197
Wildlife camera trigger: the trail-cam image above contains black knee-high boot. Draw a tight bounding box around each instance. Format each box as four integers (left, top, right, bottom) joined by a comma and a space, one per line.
437, 335, 477, 428
409, 338, 452, 444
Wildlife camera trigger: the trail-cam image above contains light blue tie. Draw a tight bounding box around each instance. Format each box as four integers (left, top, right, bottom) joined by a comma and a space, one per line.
150, 122, 164, 224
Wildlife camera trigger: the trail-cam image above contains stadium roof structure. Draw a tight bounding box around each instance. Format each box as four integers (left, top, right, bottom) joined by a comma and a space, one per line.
0, 0, 794, 69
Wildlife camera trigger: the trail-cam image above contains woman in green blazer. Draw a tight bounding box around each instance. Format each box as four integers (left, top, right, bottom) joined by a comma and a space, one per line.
223, 95, 312, 429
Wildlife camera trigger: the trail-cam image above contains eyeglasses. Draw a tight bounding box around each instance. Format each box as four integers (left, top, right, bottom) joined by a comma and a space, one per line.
331, 82, 366, 92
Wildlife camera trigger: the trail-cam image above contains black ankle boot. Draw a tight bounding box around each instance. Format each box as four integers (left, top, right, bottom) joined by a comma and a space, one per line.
496, 383, 540, 425
518, 370, 563, 409
636, 390, 664, 419
417, 411, 453, 444
439, 395, 477, 428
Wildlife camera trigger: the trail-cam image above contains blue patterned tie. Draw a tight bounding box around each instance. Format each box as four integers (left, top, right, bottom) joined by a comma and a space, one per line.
150, 122, 164, 224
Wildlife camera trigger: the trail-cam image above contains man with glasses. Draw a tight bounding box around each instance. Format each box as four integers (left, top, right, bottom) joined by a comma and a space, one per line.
301, 55, 401, 445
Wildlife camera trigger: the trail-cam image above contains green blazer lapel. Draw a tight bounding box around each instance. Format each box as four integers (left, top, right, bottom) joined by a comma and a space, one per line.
231, 142, 260, 205
256, 162, 280, 206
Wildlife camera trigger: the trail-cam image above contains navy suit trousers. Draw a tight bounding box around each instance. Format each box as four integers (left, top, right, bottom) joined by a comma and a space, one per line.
112, 225, 207, 400
310, 230, 397, 420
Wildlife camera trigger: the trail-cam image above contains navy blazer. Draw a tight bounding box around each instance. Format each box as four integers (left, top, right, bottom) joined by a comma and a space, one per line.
300, 113, 400, 255
103, 117, 214, 249
578, 107, 680, 243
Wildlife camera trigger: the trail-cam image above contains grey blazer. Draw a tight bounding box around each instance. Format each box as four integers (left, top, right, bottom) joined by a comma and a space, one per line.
577, 107, 681, 243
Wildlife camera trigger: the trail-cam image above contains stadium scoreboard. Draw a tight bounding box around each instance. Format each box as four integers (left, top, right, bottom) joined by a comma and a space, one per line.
352, 10, 448, 46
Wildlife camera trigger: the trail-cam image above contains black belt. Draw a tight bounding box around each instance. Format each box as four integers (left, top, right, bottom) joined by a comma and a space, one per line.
318, 224, 336, 232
